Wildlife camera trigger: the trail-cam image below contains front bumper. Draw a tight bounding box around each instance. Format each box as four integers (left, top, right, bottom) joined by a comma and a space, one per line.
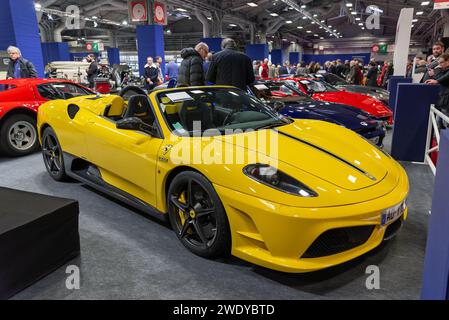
214, 168, 408, 273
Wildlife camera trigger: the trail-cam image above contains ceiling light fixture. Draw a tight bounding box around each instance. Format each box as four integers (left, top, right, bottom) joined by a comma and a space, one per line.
281, 0, 340, 38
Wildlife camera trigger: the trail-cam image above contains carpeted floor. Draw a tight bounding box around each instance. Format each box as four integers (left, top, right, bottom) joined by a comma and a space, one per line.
0, 132, 434, 300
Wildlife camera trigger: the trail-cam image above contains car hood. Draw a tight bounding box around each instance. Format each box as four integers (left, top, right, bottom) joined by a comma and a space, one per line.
280, 101, 378, 130
218, 120, 388, 191
313, 91, 392, 118
338, 85, 390, 102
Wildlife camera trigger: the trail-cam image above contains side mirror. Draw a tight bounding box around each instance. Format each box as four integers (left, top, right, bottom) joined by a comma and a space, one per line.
307, 89, 314, 95
273, 101, 285, 112
116, 117, 158, 136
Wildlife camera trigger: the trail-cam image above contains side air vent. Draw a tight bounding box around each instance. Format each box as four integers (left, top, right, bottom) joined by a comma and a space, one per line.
67, 104, 80, 120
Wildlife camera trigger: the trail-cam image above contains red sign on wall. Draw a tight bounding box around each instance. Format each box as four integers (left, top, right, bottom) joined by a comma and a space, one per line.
128, 1, 148, 23
86, 43, 93, 51
372, 45, 380, 53
435, 0, 449, 10
153, 1, 167, 25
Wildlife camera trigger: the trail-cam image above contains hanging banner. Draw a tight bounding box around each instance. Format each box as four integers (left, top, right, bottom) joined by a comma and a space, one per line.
393, 8, 414, 76
435, 0, 449, 10
154, 1, 167, 25
128, 1, 148, 23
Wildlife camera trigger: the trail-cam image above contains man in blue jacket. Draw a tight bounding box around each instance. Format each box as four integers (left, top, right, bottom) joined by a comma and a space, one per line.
6, 46, 38, 79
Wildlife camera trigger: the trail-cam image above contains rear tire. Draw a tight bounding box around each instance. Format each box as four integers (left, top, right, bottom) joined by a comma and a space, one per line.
0, 114, 39, 157
167, 171, 231, 259
41, 127, 68, 181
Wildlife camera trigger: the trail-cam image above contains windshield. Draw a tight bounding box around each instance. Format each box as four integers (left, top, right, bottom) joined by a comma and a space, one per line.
157, 88, 291, 136
251, 81, 314, 103
299, 79, 339, 93
37, 82, 94, 100
322, 74, 348, 86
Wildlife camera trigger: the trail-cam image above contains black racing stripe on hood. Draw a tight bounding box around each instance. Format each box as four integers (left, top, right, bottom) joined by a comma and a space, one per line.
273, 129, 377, 181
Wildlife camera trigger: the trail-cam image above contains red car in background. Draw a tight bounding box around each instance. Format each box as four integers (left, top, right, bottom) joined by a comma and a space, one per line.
0, 79, 94, 157
279, 77, 394, 125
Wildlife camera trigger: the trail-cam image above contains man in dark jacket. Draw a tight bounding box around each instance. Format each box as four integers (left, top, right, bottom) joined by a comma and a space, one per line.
206, 38, 255, 91
426, 53, 449, 117
177, 43, 209, 87
144, 56, 159, 90
86, 54, 98, 88
6, 46, 38, 79
366, 61, 378, 87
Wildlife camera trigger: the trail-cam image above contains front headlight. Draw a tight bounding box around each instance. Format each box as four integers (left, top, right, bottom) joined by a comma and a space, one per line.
243, 164, 318, 197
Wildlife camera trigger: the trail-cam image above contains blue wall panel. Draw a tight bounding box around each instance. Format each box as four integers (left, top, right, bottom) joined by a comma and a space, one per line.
136, 25, 165, 77
302, 53, 371, 65
107, 48, 121, 66
202, 38, 222, 54
391, 84, 440, 162
289, 52, 300, 65
245, 44, 269, 62
42, 42, 70, 67
0, 0, 44, 77
422, 130, 449, 300
271, 49, 283, 66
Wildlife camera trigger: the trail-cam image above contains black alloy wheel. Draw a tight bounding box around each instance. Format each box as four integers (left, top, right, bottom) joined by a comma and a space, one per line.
42, 127, 68, 181
167, 171, 231, 258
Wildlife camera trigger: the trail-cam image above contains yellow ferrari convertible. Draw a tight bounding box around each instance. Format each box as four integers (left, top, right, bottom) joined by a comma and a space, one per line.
37, 86, 409, 273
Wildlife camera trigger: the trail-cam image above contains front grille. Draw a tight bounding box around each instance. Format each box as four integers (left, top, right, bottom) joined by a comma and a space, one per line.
302, 226, 375, 258
383, 218, 403, 241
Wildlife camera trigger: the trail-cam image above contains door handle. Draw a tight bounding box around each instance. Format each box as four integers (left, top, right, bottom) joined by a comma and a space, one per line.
87, 118, 95, 124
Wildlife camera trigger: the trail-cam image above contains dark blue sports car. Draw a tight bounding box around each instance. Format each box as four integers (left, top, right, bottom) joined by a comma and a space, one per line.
249, 80, 385, 147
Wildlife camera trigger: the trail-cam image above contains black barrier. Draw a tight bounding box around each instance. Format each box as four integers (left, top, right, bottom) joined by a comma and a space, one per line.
0, 187, 80, 299
391, 83, 440, 162
388, 76, 413, 116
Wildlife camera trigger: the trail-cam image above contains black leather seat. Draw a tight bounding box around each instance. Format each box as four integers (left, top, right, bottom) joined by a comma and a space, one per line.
178, 100, 215, 132
123, 94, 154, 124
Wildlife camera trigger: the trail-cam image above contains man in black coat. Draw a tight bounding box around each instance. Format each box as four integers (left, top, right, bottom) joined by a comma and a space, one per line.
144, 56, 159, 90
206, 38, 255, 91
86, 54, 98, 89
426, 53, 449, 117
177, 43, 209, 87
6, 46, 38, 79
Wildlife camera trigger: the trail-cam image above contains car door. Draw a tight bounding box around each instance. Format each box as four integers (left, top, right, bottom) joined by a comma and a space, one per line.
84, 103, 163, 208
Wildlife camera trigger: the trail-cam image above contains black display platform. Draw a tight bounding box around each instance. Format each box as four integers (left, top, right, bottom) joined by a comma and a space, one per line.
0, 187, 80, 299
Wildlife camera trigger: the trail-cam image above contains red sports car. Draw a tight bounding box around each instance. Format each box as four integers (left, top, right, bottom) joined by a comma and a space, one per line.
0, 78, 94, 156
279, 77, 393, 124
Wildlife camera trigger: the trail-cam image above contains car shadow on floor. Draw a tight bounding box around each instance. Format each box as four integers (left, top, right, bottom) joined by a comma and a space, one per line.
64, 181, 397, 297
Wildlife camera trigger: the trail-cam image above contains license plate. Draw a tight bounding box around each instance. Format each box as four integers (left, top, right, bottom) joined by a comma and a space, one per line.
381, 201, 406, 226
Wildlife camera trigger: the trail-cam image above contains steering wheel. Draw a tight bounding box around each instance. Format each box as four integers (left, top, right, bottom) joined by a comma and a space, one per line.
118, 86, 147, 100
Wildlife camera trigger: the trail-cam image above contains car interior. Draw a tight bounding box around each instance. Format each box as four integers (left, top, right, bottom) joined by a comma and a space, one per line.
101, 89, 280, 134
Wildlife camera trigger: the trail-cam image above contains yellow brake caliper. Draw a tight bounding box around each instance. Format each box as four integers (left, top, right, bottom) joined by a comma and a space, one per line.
178, 192, 187, 225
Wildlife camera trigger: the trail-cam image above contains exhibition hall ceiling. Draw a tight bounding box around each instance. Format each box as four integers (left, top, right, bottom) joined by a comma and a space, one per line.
37, 0, 443, 45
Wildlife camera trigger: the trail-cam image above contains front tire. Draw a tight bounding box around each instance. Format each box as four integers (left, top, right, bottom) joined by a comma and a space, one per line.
42, 127, 68, 181
167, 171, 231, 259
0, 114, 39, 157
